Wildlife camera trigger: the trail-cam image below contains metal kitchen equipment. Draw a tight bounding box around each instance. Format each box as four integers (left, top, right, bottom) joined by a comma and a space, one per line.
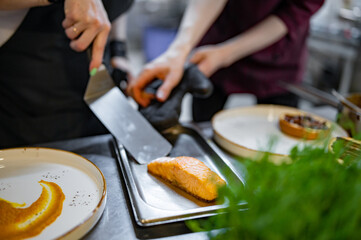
113, 123, 247, 226
84, 64, 172, 164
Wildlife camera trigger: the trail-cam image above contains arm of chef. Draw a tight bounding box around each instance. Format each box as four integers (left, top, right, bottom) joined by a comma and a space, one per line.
127, 0, 228, 107
274, 0, 325, 40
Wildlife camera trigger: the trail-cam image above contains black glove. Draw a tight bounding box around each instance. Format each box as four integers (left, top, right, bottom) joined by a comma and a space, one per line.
140, 64, 213, 131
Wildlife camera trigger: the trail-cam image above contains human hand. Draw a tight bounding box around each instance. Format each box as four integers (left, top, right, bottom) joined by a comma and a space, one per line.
190, 45, 228, 77
62, 0, 111, 73
127, 50, 188, 107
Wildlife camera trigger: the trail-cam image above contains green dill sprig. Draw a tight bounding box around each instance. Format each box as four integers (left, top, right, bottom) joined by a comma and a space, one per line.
187, 137, 361, 239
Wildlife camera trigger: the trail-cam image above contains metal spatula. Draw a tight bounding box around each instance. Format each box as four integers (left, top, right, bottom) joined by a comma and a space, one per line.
84, 64, 172, 164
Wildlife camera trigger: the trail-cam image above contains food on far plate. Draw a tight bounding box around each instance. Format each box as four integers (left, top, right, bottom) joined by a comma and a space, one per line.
279, 113, 331, 140
147, 156, 226, 202
0, 180, 65, 240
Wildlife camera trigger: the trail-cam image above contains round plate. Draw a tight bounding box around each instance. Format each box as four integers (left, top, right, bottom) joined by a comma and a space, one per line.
0, 147, 106, 240
212, 105, 348, 163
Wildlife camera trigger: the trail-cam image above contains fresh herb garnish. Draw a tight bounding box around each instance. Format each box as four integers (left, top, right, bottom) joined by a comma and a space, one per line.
187, 135, 361, 239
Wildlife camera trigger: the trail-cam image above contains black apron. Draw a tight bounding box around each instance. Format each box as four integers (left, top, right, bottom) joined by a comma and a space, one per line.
0, 0, 133, 148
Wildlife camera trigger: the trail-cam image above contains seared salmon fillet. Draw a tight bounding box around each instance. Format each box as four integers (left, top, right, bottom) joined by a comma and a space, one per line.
147, 156, 226, 202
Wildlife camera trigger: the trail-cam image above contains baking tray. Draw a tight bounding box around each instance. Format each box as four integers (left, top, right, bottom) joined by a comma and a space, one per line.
113, 123, 247, 227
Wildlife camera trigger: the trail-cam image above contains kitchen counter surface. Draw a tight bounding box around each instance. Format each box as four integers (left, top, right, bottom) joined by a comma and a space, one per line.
36, 122, 243, 240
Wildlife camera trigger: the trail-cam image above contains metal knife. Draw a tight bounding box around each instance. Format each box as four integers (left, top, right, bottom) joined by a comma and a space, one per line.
84, 64, 172, 164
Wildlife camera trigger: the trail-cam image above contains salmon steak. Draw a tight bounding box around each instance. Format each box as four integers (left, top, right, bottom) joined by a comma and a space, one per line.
147, 156, 226, 202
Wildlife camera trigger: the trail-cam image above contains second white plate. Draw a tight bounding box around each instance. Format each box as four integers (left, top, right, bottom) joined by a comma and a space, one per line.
212, 105, 348, 163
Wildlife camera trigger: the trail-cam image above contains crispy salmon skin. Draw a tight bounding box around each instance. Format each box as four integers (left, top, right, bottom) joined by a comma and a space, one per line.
147, 156, 226, 202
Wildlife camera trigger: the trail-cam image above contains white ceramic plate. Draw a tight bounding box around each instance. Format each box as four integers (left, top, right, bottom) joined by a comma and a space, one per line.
0, 147, 106, 240
212, 105, 348, 163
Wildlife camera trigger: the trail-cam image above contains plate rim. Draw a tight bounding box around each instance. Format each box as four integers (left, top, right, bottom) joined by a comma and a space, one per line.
211, 104, 349, 159
0, 146, 107, 240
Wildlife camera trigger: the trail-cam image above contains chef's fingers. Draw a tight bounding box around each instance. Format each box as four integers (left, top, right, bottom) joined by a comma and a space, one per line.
196, 61, 210, 77
89, 27, 110, 71
69, 28, 97, 52
131, 88, 153, 108
190, 51, 211, 77
69, 24, 110, 70
156, 68, 183, 102
65, 22, 85, 40
190, 51, 205, 64
128, 68, 161, 107
62, 17, 75, 29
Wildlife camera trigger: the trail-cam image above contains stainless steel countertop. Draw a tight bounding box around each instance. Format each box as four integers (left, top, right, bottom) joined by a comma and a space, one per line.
36, 122, 244, 240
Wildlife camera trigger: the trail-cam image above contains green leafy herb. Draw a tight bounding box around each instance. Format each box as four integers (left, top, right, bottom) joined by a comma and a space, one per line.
187, 137, 361, 239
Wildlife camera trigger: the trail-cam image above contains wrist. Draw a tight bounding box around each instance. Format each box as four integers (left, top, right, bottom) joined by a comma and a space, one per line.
216, 43, 234, 68
168, 38, 193, 59
218, 40, 247, 67
166, 45, 191, 65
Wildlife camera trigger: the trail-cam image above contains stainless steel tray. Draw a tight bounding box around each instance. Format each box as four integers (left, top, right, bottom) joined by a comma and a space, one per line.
113, 123, 247, 227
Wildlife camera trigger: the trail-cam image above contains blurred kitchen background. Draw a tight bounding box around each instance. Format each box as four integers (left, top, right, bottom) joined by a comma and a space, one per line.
124, 0, 361, 122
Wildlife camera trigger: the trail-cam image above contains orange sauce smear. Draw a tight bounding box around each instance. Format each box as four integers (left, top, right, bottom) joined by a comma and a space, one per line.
0, 180, 65, 240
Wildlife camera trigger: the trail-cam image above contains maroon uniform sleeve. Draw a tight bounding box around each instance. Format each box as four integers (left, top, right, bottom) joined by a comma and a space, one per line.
274, 0, 324, 40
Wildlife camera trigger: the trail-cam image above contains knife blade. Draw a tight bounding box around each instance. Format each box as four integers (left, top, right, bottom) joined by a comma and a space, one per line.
84, 64, 172, 164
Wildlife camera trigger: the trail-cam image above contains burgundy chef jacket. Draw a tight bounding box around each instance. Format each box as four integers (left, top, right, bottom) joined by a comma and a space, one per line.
197, 0, 324, 98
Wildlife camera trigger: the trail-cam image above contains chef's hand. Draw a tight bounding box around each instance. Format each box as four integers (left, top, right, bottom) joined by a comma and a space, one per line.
127, 49, 188, 107
62, 0, 111, 73
190, 44, 229, 77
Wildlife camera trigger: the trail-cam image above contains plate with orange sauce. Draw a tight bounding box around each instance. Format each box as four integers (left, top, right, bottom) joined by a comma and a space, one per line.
212, 105, 348, 163
0, 147, 106, 240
